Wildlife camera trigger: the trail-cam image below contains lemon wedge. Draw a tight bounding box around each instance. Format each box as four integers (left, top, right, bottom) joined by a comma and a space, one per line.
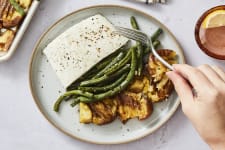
202, 10, 225, 28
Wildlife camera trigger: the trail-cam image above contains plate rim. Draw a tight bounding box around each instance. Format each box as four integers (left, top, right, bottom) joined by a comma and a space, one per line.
29, 4, 186, 145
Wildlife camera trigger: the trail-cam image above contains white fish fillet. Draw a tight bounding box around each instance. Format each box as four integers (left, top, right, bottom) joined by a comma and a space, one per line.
43, 14, 128, 88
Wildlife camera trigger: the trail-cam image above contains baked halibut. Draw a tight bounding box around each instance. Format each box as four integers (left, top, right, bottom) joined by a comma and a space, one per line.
43, 14, 128, 88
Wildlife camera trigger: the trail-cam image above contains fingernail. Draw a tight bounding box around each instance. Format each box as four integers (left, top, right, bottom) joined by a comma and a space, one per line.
166, 71, 172, 77
172, 64, 178, 69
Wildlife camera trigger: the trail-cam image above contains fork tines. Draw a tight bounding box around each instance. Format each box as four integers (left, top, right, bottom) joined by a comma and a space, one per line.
113, 26, 174, 71
114, 26, 148, 44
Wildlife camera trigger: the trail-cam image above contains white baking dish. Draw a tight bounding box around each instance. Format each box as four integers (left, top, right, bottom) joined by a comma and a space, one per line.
0, 0, 40, 62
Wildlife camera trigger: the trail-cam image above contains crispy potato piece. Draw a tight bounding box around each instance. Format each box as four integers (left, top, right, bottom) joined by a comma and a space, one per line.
128, 77, 145, 93
79, 98, 118, 125
2, 11, 23, 28
79, 102, 92, 124
147, 77, 174, 102
2, 2, 23, 28
146, 49, 177, 102
90, 98, 118, 125
0, 0, 8, 18
117, 92, 153, 123
0, 29, 15, 51
143, 76, 150, 94
16, 0, 32, 10
1, 0, 32, 28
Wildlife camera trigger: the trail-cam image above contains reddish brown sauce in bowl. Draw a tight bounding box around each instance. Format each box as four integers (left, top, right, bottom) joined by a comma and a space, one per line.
195, 5, 225, 60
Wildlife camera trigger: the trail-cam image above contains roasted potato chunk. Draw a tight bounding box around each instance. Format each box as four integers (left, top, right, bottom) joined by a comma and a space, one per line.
143, 76, 150, 94
79, 98, 118, 125
0, 0, 7, 19
128, 77, 145, 93
0, 0, 32, 28
2, 11, 23, 28
79, 102, 92, 124
146, 49, 177, 102
90, 98, 118, 125
0, 29, 15, 51
1, 1, 23, 28
16, 0, 32, 10
117, 92, 153, 123
147, 76, 174, 102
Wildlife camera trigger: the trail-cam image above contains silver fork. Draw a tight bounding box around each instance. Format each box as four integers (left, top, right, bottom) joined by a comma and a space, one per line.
114, 26, 174, 70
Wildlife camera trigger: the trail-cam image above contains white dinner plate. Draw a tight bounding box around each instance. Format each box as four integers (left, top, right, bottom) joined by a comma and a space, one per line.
29, 5, 185, 144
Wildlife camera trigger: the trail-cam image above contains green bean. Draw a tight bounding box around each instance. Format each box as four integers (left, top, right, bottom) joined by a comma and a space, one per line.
81, 69, 98, 80
79, 58, 113, 81
67, 71, 98, 91
53, 96, 65, 112
96, 58, 112, 70
81, 54, 116, 79
151, 28, 163, 42
64, 95, 75, 101
110, 63, 130, 75
80, 64, 130, 87
70, 96, 90, 107
66, 90, 93, 98
92, 52, 125, 79
104, 47, 132, 75
143, 28, 163, 56
78, 72, 128, 93
153, 40, 161, 48
9, 0, 25, 16
104, 61, 131, 76
144, 40, 161, 54
53, 90, 93, 112
54, 95, 77, 112
88, 47, 137, 102
80, 75, 108, 87
70, 100, 80, 107
66, 84, 78, 91
130, 16, 143, 76
96, 47, 127, 70
137, 42, 143, 76
130, 16, 139, 30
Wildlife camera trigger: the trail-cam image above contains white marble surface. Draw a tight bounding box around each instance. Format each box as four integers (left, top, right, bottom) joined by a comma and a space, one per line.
0, 0, 225, 149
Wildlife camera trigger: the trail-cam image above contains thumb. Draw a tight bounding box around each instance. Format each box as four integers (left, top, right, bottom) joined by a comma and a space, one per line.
166, 71, 193, 107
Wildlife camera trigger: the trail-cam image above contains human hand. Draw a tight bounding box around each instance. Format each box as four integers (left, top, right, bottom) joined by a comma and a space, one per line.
166, 64, 225, 150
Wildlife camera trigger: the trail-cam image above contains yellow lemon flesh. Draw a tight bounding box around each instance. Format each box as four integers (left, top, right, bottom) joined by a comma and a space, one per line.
202, 10, 225, 28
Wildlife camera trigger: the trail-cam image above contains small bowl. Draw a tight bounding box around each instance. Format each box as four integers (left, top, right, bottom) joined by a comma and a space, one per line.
195, 5, 225, 60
